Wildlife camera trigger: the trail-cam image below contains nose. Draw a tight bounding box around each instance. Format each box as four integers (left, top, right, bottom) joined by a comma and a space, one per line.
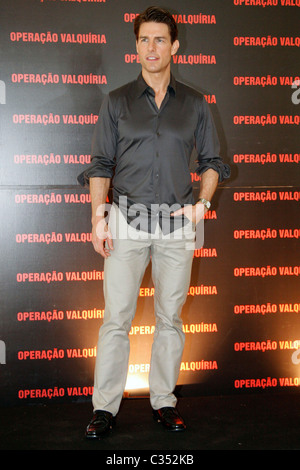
147, 39, 156, 52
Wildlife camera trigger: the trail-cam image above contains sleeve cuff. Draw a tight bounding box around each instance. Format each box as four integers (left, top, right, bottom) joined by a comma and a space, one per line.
77, 167, 113, 187
77, 156, 114, 187
196, 161, 231, 183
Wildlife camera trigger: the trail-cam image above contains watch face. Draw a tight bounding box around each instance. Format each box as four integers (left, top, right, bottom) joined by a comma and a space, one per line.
200, 198, 210, 209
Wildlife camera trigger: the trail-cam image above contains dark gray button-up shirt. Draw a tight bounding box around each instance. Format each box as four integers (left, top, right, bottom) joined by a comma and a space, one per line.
78, 73, 230, 232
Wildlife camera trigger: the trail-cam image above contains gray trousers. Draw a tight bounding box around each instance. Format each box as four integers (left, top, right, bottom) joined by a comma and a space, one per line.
92, 206, 195, 416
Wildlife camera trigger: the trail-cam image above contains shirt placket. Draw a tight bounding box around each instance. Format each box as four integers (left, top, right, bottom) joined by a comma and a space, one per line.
152, 90, 169, 207
154, 111, 160, 205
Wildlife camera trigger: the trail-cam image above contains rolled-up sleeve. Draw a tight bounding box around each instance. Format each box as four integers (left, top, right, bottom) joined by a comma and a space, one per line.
195, 97, 230, 183
77, 94, 118, 187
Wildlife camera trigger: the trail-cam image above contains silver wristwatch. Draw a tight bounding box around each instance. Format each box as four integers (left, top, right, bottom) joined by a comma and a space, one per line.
197, 198, 211, 210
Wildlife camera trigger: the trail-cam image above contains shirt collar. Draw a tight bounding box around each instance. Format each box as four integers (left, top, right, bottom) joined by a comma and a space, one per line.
135, 72, 176, 98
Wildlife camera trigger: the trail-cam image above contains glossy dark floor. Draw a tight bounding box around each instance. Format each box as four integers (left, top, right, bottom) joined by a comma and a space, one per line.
1, 392, 299, 451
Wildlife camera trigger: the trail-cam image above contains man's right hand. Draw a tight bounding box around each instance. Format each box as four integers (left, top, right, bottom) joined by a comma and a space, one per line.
92, 217, 113, 258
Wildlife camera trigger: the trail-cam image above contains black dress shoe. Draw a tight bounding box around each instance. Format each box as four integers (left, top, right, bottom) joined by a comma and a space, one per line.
85, 410, 114, 439
153, 407, 186, 431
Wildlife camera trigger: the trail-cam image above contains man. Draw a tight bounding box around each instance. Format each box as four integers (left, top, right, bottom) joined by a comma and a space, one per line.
78, 6, 230, 439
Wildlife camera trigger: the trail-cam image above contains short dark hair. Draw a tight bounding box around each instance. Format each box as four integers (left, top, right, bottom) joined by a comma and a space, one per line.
134, 6, 178, 44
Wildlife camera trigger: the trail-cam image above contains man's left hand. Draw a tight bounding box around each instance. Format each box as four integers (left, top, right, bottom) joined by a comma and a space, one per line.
171, 203, 205, 225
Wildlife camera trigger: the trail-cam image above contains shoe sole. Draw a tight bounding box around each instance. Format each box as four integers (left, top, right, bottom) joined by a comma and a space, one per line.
85, 421, 115, 440
85, 427, 113, 439
153, 415, 186, 431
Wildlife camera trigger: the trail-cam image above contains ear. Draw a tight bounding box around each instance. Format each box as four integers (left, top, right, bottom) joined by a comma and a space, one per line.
171, 39, 179, 56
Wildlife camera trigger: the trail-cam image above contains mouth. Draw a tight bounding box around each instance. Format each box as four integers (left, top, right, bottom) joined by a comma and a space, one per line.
146, 56, 159, 61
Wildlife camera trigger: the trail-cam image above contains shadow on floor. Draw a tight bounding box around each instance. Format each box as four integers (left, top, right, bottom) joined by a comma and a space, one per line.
0, 392, 299, 451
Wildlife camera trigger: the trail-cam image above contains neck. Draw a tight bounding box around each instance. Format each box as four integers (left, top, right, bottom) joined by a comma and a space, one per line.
141, 68, 171, 94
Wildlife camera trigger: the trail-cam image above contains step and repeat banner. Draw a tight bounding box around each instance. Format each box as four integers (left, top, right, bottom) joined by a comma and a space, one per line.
0, 0, 299, 406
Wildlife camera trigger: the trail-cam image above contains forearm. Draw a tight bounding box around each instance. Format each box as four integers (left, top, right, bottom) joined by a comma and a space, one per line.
171, 169, 219, 224
189, 168, 219, 223
89, 177, 112, 257
90, 177, 111, 223
197, 168, 219, 203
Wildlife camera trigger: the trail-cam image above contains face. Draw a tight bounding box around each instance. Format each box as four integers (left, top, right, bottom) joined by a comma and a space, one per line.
136, 22, 179, 75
